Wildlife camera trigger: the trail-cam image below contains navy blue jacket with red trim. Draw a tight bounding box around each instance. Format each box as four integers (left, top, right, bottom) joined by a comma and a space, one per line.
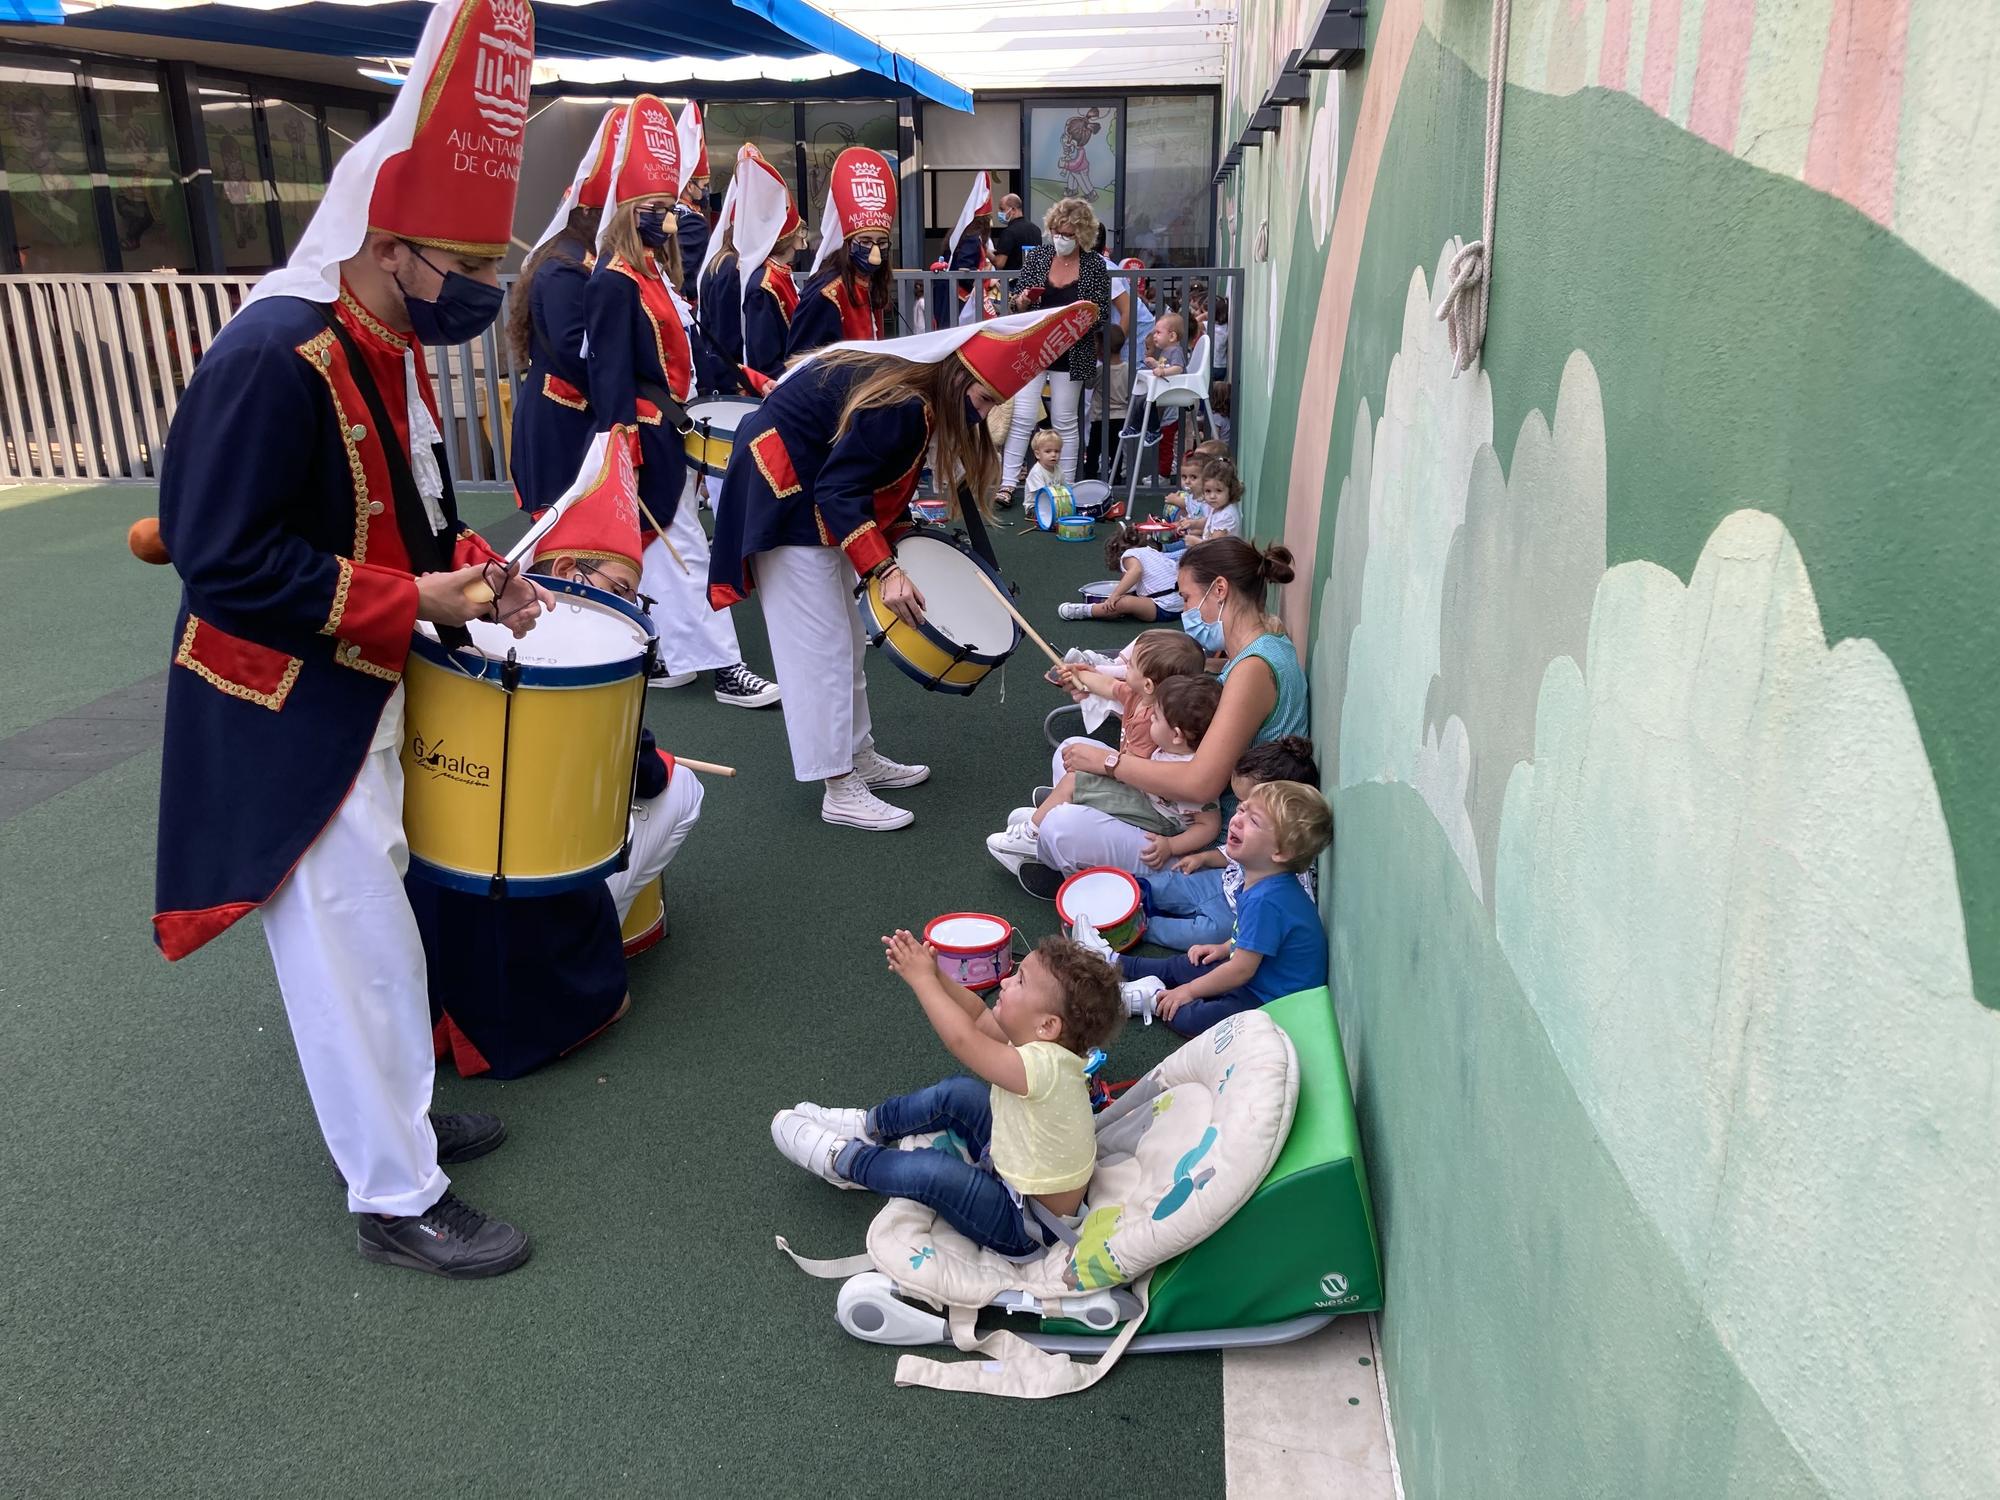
152, 293, 499, 961
705, 358, 930, 607
585, 257, 694, 531
785, 266, 884, 361
509, 239, 594, 511
694, 251, 795, 394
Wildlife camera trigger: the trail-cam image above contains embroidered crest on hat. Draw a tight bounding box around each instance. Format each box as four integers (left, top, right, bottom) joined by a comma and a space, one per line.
829, 147, 896, 238
608, 94, 683, 210
533, 433, 643, 574
955, 301, 1100, 403
368, 0, 534, 257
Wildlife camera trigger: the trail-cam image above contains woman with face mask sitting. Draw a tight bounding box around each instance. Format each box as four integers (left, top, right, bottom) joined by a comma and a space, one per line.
998, 197, 1113, 497
787, 147, 898, 361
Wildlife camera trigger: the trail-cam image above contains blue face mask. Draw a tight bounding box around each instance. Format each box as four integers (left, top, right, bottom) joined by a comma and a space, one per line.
397, 246, 504, 346
1182, 584, 1224, 651
636, 208, 672, 247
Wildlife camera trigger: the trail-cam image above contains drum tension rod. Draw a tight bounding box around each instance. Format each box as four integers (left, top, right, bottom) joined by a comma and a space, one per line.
489, 651, 522, 902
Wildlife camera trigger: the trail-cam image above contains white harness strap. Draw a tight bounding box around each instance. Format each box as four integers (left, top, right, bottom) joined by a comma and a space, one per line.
892, 1272, 1153, 1401
774, 1235, 874, 1279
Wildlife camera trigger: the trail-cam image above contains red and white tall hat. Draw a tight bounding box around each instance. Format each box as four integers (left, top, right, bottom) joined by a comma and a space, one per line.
247, 0, 534, 307
596, 93, 683, 256
729, 144, 802, 315
675, 100, 710, 187
779, 301, 1098, 404
809, 146, 896, 274
530, 106, 620, 256
532, 430, 643, 575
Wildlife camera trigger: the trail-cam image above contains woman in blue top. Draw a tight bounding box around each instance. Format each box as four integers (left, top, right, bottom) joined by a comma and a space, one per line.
1034, 536, 1309, 882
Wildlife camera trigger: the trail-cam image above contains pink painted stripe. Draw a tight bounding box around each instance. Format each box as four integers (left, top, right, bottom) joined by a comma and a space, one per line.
1278, 0, 1424, 653
1804, 0, 1910, 226
1599, 0, 1633, 88
1641, 0, 1682, 114
1687, 0, 1756, 151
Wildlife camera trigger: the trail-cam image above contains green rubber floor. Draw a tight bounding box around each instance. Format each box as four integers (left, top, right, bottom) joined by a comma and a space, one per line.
0, 485, 1221, 1496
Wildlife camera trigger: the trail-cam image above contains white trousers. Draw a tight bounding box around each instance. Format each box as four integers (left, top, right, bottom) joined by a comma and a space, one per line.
603, 765, 706, 921
642, 474, 742, 676
261, 687, 445, 1217
1035, 736, 1150, 877
1001, 370, 1084, 488
755, 543, 874, 782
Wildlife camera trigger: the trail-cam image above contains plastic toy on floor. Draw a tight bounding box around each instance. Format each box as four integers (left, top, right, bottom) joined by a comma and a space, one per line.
775, 986, 1381, 1398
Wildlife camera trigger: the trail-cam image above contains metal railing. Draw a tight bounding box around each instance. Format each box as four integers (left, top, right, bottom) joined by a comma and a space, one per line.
0, 265, 1241, 490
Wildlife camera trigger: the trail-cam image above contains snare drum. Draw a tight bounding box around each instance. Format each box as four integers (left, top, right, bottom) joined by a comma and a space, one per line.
924, 912, 1015, 991
1070, 480, 1113, 517
403, 578, 656, 896
1056, 866, 1148, 952
682, 396, 761, 478
857, 527, 1021, 696
1055, 514, 1095, 543
620, 875, 666, 957
1031, 485, 1075, 532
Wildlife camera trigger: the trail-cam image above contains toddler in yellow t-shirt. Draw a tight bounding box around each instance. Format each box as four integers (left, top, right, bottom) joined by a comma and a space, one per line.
771, 932, 1124, 1257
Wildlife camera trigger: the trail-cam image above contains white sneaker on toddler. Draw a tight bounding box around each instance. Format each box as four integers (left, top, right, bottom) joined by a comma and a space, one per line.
770, 1109, 864, 1190
1057, 602, 1095, 621
1069, 917, 1117, 963
985, 819, 1042, 874
1120, 975, 1166, 1025
791, 1101, 869, 1138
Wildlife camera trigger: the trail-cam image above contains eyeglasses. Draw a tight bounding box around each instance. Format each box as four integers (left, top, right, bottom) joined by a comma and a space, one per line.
569, 559, 638, 603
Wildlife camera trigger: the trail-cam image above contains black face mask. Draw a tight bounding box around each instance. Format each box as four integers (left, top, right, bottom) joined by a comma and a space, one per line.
396, 244, 504, 345
636, 208, 672, 248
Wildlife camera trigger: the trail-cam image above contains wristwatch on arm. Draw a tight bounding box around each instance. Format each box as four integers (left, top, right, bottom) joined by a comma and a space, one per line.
1103, 750, 1121, 775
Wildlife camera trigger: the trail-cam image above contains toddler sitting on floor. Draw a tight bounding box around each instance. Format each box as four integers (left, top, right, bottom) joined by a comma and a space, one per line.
770, 932, 1123, 1258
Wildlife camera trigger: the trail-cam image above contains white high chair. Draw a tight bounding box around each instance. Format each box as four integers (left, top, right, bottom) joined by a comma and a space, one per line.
1119, 332, 1213, 515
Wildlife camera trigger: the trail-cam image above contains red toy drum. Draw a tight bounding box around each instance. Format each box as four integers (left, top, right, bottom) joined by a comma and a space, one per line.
1056, 866, 1147, 951
620, 876, 665, 957
1133, 520, 1177, 547
924, 912, 1015, 991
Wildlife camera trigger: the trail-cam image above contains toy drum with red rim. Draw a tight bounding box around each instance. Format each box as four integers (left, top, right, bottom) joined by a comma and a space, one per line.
1133, 520, 1177, 547
620, 875, 665, 957
924, 912, 1016, 991
1055, 867, 1147, 952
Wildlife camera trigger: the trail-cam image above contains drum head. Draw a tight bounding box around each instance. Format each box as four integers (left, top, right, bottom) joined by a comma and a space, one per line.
927, 914, 1008, 951
895, 534, 1015, 654
1057, 868, 1140, 928
439, 579, 653, 671
1033, 489, 1056, 530
685, 396, 759, 434
1072, 480, 1112, 512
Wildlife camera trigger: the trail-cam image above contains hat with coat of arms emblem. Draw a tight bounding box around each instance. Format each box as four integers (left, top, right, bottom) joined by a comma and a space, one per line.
532, 430, 644, 575
809, 146, 896, 274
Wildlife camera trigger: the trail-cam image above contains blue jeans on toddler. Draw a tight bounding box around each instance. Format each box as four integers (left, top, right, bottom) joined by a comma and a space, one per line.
834, 1075, 1043, 1258
1139, 866, 1233, 949
1118, 952, 1263, 1038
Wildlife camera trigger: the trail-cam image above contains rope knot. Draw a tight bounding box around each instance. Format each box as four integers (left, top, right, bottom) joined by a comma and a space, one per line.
1434, 236, 1491, 376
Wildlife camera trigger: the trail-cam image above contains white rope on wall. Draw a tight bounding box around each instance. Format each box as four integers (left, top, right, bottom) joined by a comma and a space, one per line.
1435, 0, 1514, 376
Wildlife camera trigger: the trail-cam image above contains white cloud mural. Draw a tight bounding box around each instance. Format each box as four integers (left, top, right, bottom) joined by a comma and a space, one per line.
1306, 81, 1339, 250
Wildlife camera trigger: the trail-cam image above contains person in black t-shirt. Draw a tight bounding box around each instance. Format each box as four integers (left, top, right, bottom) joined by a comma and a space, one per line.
992, 194, 1042, 269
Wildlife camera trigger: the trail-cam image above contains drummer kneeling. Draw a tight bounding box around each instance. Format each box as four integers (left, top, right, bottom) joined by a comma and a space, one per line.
411, 453, 703, 1080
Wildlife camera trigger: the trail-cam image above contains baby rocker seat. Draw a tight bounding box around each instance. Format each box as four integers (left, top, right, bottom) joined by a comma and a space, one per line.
777, 988, 1382, 1398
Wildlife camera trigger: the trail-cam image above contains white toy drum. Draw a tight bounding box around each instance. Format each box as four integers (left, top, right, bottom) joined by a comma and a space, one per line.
924, 912, 1015, 991
1055, 867, 1147, 952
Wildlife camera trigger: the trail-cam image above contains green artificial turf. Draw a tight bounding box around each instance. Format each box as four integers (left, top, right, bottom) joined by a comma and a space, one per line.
0, 488, 1223, 1496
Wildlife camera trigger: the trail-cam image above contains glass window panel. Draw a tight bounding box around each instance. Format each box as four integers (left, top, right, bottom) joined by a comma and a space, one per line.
200, 76, 274, 270
91, 64, 195, 272
325, 104, 376, 171
703, 100, 794, 222
1027, 102, 1118, 238
1124, 94, 1215, 267
0, 62, 103, 272
801, 101, 897, 260
920, 100, 1017, 170
262, 95, 326, 255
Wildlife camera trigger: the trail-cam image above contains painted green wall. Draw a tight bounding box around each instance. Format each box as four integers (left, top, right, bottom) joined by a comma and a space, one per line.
1222, 1, 2000, 1493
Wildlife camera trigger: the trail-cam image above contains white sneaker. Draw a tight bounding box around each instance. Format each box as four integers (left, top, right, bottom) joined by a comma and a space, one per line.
1070, 917, 1117, 962
770, 1109, 863, 1190
1007, 804, 1039, 827
1057, 602, 1094, 621
985, 819, 1042, 874
649, 670, 698, 690
792, 1101, 870, 1139
853, 743, 931, 790
1121, 976, 1166, 1025
823, 773, 914, 831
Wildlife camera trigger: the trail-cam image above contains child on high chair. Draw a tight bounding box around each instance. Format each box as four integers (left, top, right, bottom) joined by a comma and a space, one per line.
770, 932, 1123, 1258
988, 673, 1223, 872
1076, 779, 1333, 1038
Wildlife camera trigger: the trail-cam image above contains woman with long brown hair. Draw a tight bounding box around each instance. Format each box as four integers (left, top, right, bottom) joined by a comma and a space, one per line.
694, 144, 804, 394
786, 146, 897, 359
708, 303, 1101, 831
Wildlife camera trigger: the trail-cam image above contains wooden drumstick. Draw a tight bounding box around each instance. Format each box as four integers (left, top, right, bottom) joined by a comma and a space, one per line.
972, 568, 1067, 671
632, 494, 689, 576
674, 756, 737, 777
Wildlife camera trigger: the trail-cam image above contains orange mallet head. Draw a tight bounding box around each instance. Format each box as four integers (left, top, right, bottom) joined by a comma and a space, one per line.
128, 516, 171, 565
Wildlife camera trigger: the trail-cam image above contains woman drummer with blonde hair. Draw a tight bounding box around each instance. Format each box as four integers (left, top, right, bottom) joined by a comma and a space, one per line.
708, 303, 1101, 831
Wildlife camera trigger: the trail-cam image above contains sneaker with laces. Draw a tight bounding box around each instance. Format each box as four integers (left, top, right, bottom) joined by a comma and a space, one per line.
649, 669, 698, 690
355, 1191, 531, 1278
1006, 804, 1038, 827
713, 661, 781, 708
332, 1109, 506, 1187
770, 1109, 863, 1189
853, 744, 930, 789
1057, 602, 1095, 622
792, 1101, 870, 1138
1121, 975, 1166, 1025
985, 819, 1042, 874
1070, 917, 1117, 962
822, 772, 914, 831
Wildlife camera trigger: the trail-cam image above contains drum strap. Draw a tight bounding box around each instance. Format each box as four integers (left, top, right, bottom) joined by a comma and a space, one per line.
954, 481, 1001, 573
636, 378, 691, 437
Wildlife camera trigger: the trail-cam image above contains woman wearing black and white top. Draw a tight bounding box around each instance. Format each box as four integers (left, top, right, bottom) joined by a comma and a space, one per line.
999, 196, 1111, 493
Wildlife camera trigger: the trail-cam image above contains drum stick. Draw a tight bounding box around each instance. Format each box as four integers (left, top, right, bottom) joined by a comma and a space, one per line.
973, 569, 1067, 671
675, 756, 737, 777
631, 494, 689, 576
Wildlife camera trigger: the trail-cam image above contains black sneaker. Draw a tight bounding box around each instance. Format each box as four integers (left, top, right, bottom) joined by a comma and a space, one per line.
432, 1110, 507, 1165
1017, 861, 1064, 901
356, 1192, 531, 1279
713, 662, 781, 709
